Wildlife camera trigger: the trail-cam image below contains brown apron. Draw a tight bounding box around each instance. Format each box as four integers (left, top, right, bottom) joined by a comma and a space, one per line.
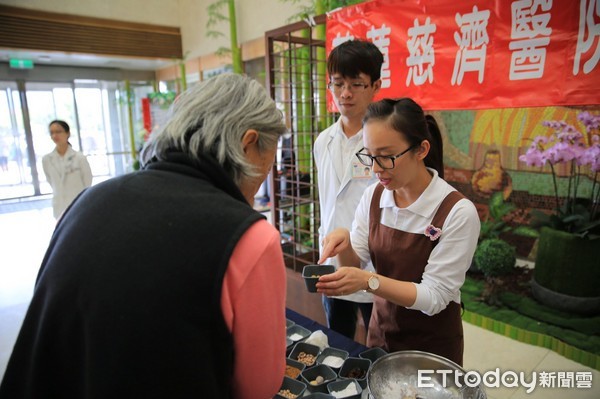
366, 184, 465, 365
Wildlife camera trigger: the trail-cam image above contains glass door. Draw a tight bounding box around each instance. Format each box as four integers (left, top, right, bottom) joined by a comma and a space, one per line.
25, 82, 79, 195
0, 79, 155, 201
0, 81, 33, 199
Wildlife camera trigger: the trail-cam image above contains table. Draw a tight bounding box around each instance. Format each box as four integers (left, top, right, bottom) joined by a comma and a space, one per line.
284, 309, 372, 398
286, 308, 368, 357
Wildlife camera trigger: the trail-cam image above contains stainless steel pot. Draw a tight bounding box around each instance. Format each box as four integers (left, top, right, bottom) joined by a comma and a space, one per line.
367, 350, 486, 399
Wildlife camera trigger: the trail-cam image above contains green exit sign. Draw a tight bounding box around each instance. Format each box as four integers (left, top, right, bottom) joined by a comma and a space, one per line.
9, 59, 34, 69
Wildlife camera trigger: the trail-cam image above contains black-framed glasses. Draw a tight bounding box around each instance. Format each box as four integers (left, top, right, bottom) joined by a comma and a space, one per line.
355, 145, 417, 170
327, 81, 371, 94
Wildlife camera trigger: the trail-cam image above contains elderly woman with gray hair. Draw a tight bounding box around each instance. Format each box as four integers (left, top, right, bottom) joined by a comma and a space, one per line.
0, 74, 288, 399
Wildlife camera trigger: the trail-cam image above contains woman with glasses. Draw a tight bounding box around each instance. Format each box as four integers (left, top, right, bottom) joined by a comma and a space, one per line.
42, 120, 93, 219
316, 98, 480, 365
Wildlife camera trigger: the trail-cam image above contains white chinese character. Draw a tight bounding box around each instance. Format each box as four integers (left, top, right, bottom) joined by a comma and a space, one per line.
512, 0, 552, 39
509, 0, 553, 80
332, 32, 355, 48
509, 38, 551, 79
573, 0, 600, 75
575, 371, 593, 388
367, 24, 392, 88
406, 17, 437, 86
557, 371, 575, 388
538, 371, 557, 388
451, 6, 491, 85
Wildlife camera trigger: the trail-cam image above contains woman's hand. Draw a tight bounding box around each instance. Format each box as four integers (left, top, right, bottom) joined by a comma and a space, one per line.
318, 228, 351, 264
315, 267, 369, 297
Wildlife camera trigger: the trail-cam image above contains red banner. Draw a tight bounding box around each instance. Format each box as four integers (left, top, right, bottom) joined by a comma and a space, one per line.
142, 97, 152, 139
326, 0, 600, 110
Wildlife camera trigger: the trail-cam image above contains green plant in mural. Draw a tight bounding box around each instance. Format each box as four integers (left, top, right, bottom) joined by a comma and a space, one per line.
479, 192, 539, 242
519, 111, 600, 239
206, 0, 242, 74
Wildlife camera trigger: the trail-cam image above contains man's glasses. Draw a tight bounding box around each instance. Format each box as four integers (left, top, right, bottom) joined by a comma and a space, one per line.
355, 145, 417, 170
327, 81, 371, 94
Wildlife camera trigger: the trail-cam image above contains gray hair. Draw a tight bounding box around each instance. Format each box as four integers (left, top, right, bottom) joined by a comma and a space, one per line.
148, 73, 287, 185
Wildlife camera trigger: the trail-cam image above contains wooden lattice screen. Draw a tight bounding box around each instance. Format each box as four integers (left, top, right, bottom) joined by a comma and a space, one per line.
265, 15, 335, 273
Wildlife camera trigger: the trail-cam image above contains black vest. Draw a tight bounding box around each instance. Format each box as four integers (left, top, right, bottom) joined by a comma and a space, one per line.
0, 153, 263, 399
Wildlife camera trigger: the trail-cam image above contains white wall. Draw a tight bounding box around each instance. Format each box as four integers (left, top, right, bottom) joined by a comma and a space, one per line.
179, 0, 312, 60
238, 0, 308, 40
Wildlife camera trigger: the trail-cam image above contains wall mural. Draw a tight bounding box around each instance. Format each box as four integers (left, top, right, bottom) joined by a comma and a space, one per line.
438, 106, 600, 257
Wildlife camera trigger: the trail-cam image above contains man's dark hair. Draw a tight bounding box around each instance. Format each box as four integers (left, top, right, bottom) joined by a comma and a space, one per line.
327, 40, 384, 83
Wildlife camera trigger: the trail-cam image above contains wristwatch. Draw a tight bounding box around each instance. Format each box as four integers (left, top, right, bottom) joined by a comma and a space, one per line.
367, 274, 380, 292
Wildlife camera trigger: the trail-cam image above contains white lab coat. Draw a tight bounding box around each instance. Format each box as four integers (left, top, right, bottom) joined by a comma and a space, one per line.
42, 146, 93, 219
314, 119, 377, 303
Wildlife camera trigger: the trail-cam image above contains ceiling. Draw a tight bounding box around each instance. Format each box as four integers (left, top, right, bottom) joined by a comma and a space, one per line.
0, 48, 175, 71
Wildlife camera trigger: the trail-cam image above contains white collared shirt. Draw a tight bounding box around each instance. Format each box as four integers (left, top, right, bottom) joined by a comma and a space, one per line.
314, 119, 377, 303
350, 169, 480, 315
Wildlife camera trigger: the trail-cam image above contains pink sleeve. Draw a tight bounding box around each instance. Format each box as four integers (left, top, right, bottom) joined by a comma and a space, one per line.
221, 219, 287, 399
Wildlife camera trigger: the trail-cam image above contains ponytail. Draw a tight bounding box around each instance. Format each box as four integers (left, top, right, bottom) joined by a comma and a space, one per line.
364, 98, 445, 179
425, 115, 444, 178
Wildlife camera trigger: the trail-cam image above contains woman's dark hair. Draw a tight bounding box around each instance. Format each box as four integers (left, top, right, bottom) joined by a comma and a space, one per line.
363, 98, 444, 178
48, 120, 70, 133
327, 40, 384, 83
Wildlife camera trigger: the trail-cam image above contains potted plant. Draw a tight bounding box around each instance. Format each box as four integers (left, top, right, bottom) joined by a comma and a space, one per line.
469, 192, 538, 273
473, 238, 517, 306
519, 111, 600, 315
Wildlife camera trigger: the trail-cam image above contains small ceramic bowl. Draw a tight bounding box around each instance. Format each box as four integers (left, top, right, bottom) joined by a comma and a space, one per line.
303, 393, 334, 399
285, 357, 306, 380
316, 347, 349, 371
338, 357, 371, 389
286, 324, 311, 343
300, 364, 337, 393
302, 264, 335, 293
327, 378, 362, 399
289, 342, 321, 368
274, 376, 307, 398
358, 346, 387, 363
302, 392, 335, 399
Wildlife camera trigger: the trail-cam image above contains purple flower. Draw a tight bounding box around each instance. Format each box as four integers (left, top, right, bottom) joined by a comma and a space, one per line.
424, 224, 442, 241
519, 146, 545, 167
578, 111, 600, 131
519, 111, 600, 235
580, 136, 600, 172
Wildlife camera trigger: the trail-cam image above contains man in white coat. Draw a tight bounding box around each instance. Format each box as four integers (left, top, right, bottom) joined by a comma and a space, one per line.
314, 40, 383, 339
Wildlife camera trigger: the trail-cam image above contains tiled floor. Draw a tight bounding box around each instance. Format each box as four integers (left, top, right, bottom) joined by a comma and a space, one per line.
0, 200, 598, 397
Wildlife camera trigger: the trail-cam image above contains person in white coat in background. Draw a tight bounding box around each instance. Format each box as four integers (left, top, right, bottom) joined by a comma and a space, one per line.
314, 39, 383, 339
42, 120, 92, 219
